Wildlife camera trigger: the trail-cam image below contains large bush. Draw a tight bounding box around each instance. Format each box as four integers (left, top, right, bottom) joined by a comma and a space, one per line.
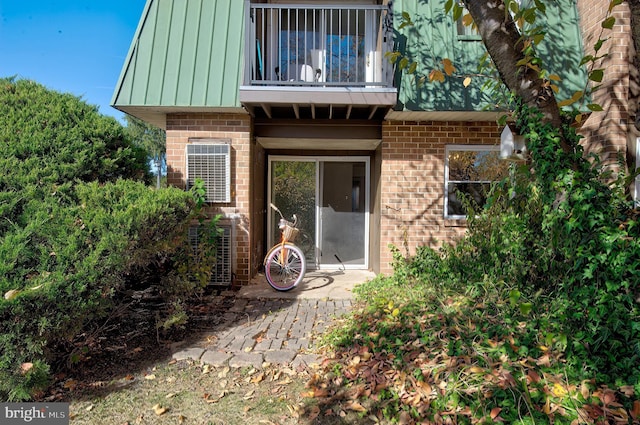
0, 180, 196, 400
0, 78, 150, 186
398, 104, 639, 390
0, 78, 203, 400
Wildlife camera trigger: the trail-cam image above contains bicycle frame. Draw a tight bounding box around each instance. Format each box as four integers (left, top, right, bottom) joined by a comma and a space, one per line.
264, 203, 306, 291
270, 203, 297, 262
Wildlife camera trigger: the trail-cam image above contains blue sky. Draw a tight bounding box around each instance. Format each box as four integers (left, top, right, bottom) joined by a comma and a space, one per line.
0, 1, 147, 122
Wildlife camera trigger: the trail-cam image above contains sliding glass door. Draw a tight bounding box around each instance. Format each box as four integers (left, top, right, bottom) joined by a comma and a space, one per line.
268, 156, 369, 269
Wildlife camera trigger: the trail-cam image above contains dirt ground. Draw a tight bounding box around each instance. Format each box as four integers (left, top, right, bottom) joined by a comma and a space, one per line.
36, 294, 366, 425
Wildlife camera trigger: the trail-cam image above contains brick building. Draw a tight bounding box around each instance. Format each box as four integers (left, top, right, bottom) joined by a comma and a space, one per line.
112, 0, 638, 284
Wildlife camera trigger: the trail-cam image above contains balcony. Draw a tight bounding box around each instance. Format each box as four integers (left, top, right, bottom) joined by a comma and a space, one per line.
240, 2, 397, 120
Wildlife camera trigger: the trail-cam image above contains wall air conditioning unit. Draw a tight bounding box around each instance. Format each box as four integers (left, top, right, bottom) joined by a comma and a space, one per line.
500, 124, 528, 161
188, 224, 232, 287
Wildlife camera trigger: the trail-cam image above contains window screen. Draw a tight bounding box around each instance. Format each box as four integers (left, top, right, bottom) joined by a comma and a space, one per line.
186, 143, 231, 203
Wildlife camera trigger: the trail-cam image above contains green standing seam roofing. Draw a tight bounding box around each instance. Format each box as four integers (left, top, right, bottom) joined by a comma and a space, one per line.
111, 0, 245, 109
113, 0, 586, 115
393, 0, 588, 113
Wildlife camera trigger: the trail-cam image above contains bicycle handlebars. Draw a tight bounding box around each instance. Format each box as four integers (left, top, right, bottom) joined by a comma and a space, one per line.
270, 203, 298, 227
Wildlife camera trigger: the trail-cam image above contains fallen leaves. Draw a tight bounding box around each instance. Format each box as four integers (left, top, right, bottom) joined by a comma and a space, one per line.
152, 404, 168, 416
4, 289, 21, 300
20, 362, 34, 374
345, 401, 367, 412
303, 387, 330, 398
250, 371, 265, 384
303, 297, 640, 425
632, 401, 640, 421
203, 390, 230, 403
490, 407, 502, 420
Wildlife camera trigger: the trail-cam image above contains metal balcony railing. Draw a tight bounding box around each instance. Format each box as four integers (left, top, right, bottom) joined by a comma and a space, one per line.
244, 2, 393, 87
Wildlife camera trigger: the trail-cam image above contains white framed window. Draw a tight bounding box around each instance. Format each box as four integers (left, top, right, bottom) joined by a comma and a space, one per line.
455, 5, 481, 41
444, 145, 509, 219
456, 16, 481, 41
186, 141, 231, 203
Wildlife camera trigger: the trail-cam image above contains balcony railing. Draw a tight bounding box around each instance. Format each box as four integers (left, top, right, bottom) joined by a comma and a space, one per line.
244, 2, 393, 87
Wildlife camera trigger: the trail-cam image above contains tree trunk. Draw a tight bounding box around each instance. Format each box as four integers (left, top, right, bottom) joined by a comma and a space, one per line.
462, 0, 569, 150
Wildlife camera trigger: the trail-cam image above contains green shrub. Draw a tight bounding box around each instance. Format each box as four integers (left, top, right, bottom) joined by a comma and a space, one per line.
0, 78, 209, 401
394, 103, 639, 389
0, 77, 150, 189
0, 180, 195, 401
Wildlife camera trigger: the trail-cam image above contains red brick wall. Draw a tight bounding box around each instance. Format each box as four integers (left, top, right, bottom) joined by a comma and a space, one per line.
577, 0, 634, 176
166, 112, 253, 284
379, 120, 502, 274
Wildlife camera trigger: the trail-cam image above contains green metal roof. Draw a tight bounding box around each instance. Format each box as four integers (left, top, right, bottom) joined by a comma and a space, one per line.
393, 0, 587, 114
111, 0, 245, 125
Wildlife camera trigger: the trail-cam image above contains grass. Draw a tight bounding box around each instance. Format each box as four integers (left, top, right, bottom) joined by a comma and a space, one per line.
66, 360, 310, 425
62, 356, 376, 424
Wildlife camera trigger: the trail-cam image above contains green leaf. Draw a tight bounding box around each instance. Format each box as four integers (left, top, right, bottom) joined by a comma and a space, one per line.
385, 51, 400, 63
601, 16, 615, 29
579, 55, 594, 66
587, 103, 604, 112
408, 62, 417, 74
445, 0, 454, 14
508, 1, 520, 16
594, 38, 605, 52
589, 69, 604, 82
534, 0, 546, 14
519, 303, 533, 316
452, 3, 463, 21
509, 289, 521, 307
532, 34, 544, 45
555, 334, 568, 351
609, 0, 623, 13
523, 9, 537, 24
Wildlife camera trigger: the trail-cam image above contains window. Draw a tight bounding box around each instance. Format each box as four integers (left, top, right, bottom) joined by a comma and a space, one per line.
444, 145, 509, 219
186, 142, 231, 203
456, 6, 481, 41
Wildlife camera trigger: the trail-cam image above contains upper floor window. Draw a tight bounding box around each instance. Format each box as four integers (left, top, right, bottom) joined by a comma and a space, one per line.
444, 145, 509, 219
456, 7, 481, 41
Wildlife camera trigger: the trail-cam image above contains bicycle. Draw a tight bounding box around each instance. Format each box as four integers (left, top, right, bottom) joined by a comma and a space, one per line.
264, 203, 307, 291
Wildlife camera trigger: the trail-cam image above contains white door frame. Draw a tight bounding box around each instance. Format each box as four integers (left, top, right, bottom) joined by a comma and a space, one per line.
267, 155, 370, 270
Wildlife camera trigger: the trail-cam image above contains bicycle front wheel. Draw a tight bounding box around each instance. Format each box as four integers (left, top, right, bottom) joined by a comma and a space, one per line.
264, 243, 306, 291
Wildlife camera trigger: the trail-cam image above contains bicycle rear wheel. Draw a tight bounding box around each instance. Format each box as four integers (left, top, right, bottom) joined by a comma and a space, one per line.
264, 243, 306, 291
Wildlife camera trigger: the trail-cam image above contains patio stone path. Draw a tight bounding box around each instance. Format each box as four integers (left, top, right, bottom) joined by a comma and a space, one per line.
171, 293, 353, 369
